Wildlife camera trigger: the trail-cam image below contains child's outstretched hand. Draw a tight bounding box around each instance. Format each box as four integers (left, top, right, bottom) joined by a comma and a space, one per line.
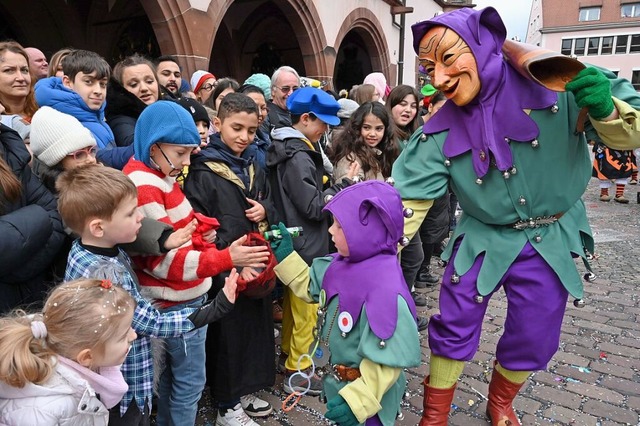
229, 235, 270, 268
187, 267, 238, 328
164, 219, 196, 250
270, 223, 294, 263
239, 266, 260, 282
245, 198, 266, 223
325, 395, 358, 426
223, 268, 239, 303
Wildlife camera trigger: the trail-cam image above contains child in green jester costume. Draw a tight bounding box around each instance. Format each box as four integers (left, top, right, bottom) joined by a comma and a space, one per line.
392, 7, 640, 426
271, 180, 421, 425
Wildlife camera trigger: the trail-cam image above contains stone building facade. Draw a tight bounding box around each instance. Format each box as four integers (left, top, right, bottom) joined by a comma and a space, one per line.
0, 0, 478, 92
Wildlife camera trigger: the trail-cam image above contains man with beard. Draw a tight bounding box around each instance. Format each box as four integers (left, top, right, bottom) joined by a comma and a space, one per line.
155, 55, 183, 100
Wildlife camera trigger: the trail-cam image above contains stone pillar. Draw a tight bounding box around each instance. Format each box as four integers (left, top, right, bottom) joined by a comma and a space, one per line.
140, 0, 217, 82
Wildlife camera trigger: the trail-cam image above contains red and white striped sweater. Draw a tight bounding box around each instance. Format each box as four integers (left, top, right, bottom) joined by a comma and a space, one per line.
123, 159, 233, 306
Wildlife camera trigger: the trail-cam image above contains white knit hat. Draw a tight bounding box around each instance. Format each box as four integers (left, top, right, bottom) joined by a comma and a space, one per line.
30, 107, 96, 167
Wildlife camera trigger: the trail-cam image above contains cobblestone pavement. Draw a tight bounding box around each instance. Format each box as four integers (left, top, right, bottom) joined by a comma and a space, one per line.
195, 177, 640, 426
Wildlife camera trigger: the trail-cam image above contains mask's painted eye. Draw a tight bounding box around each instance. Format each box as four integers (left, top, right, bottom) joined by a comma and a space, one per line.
443, 53, 456, 65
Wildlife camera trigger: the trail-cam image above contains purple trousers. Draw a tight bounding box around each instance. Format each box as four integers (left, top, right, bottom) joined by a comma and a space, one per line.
428, 242, 569, 371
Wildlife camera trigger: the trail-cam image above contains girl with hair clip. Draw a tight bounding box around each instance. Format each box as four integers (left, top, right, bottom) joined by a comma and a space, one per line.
330, 101, 398, 182
0, 278, 137, 426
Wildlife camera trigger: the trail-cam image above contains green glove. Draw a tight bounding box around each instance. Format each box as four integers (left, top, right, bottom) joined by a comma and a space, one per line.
325, 395, 359, 426
565, 67, 614, 120
270, 222, 294, 262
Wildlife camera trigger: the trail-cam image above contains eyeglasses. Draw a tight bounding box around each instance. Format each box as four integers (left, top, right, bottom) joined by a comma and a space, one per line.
275, 85, 299, 94
155, 145, 183, 178
67, 146, 97, 161
200, 83, 215, 92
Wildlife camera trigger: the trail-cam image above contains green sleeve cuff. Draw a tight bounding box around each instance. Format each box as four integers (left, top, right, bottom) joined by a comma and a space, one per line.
273, 251, 314, 303
338, 359, 400, 423
590, 97, 640, 151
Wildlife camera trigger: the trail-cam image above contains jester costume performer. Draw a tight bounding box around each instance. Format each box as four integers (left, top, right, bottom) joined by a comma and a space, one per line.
391, 7, 640, 426
273, 181, 421, 425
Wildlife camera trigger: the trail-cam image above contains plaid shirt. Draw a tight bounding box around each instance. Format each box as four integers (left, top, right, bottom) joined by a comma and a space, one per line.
65, 240, 196, 416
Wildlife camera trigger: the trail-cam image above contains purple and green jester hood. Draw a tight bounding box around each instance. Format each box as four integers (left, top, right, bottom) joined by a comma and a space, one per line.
321, 181, 417, 340
412, 7, 557, 178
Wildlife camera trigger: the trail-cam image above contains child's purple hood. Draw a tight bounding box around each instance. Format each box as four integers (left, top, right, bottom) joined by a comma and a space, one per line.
322, 181, 416, 340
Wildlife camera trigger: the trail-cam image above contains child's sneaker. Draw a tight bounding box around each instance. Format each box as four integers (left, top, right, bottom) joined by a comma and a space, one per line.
284, 367, 323, 396
240, 394, 273, 417
216, 403, 258, 426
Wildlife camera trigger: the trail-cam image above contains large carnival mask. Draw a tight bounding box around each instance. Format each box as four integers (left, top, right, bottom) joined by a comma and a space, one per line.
418, 26, 481, 106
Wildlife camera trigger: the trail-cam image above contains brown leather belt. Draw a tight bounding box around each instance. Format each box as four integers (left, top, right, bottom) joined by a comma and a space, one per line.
333, 364, 361, 382
511, 212, 564, 230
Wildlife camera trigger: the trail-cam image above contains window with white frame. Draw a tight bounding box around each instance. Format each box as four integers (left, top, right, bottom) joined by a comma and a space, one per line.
579, 7, 601, 21
630, 34, 640, 52
587, 37, 600, 55
621, 3, 640, 18
601, 36, 614, 54
574, 38, 586, 56
615, 35, 629, 54
632, 70, 640, 90
561, 39, 573, 55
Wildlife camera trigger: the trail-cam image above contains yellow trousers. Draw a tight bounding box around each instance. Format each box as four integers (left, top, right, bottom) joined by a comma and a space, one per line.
281, 286, 318, 371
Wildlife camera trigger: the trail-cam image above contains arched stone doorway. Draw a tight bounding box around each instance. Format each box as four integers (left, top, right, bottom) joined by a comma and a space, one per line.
209, 0, 329, 84
141, 0, 331, 86
333, 8, 391, 94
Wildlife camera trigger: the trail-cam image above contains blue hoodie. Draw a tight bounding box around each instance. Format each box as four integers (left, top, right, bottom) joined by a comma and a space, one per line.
34, 77, 133, 169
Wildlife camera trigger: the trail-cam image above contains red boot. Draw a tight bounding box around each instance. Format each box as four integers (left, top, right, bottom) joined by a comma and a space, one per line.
486, 367, 524, 426
419, 376, 456, 426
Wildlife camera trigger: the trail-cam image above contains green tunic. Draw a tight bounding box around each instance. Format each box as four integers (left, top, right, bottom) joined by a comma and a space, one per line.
392, 85, 640, 298
307, 256, 421, 425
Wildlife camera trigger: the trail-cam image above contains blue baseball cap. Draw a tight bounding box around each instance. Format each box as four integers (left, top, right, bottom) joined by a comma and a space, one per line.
286, 87, 340, 126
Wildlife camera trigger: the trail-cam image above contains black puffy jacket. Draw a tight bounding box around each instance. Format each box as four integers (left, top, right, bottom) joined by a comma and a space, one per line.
0, 124, 65, 313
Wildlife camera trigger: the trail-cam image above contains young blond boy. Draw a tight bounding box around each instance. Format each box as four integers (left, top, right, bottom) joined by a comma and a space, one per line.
57, 164, 238, 426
